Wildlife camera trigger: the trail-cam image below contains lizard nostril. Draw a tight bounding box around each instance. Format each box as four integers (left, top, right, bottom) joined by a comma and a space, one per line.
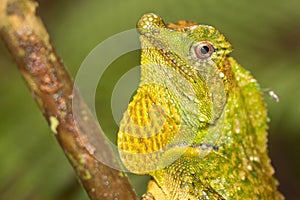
137, 13, 165, 36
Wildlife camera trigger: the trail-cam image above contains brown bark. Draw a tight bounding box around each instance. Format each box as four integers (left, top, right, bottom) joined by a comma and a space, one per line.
0, 0, 137, 199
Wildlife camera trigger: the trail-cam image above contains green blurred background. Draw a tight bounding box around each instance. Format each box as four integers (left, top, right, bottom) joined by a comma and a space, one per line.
0, 0, 299, 199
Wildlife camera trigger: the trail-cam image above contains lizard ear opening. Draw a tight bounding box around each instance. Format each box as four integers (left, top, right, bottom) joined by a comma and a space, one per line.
193, 41, 215, 60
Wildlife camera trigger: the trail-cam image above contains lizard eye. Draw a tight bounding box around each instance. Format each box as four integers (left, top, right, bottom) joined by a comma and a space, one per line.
193, 42, 214, 60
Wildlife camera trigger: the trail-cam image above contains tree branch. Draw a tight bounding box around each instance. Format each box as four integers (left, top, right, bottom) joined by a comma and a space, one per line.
0, 0, 137, 199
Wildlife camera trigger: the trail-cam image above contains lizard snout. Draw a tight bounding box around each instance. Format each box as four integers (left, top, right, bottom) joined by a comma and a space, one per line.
137, 13, 166, 37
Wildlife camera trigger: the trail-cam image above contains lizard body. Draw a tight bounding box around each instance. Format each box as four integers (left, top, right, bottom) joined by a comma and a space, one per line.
118, 13, 283, 200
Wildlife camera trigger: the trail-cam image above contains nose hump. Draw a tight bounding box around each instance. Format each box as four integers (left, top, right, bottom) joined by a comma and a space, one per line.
136, 13, 165, 35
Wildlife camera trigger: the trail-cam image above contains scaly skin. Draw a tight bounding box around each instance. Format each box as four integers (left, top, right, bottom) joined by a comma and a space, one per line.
117, 13, 284, 200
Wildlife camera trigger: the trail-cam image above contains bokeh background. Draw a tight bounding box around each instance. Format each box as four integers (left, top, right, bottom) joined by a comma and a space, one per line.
0, 0, 299, 199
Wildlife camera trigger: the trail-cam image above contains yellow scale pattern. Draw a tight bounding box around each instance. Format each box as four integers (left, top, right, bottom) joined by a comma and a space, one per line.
118, 83, 181, 173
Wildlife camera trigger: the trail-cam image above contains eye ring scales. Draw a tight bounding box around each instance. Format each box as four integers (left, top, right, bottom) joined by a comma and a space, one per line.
193, 41, 215, 60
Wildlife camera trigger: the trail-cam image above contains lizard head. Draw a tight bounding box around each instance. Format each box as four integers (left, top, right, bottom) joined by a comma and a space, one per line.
137, 13, 232, 71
